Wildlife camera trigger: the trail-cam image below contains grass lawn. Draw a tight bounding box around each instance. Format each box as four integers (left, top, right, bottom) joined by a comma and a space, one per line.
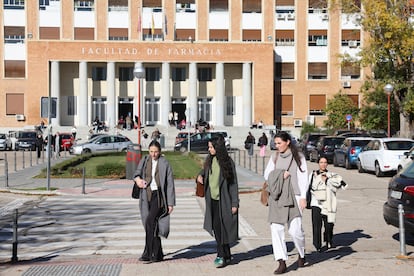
37, 151, 204, 179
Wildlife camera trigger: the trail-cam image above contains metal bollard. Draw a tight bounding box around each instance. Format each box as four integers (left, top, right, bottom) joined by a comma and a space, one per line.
238, 150, 241, 166
30, 149, 33, 167
82, 167, 86, 194
255, 154, 258, 174
22, 151, 25, 169
243, 150, 246, 168
4, 153, 9, 188
14, 150, 17, 172
398, 204, 407, 256
248, 155, 252, 170
262, 156, 266, 176
11, 209, 18, 263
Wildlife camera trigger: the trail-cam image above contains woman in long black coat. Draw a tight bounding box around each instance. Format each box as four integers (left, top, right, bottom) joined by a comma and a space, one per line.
196, 135, 239, 268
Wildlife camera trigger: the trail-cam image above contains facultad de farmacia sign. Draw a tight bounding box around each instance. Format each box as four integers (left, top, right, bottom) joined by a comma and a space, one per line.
81, 47, 223, 57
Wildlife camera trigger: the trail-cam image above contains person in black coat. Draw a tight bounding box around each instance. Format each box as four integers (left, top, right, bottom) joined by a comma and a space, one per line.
196, 135, 239, 268
35, 133, 43, 158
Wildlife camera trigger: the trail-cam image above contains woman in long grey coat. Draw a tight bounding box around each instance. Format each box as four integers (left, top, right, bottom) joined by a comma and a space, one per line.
133, 140, 176, 263
197, 135, 239, 268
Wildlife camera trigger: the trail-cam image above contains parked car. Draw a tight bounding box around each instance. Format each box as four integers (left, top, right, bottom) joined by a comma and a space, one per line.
298, 132, 327, 160
15, 131, 38, 151
59, 132, 75, 151
383, 161, 414, 234
309, 136, 345, 163
70, 134, 132, 155
333, 137, 372, 169
0, 133, 13, 151
397, 146, 414, 173
174, 131, 231, 152
175, 132, 195, 144
357, 138, 414, 177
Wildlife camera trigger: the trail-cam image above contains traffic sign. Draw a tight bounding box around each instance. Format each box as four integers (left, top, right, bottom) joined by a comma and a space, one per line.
346, 114, 352, 121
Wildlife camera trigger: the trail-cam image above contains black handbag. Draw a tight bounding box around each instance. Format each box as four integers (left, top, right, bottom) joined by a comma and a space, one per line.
132, 181, 140, 199
306, 171, 315, 209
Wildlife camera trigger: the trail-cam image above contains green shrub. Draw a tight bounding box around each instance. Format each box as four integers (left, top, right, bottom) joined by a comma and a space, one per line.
96, 163, 125, 177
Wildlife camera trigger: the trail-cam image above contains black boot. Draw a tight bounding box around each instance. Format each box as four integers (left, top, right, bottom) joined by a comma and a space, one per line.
274, 259, 287, 274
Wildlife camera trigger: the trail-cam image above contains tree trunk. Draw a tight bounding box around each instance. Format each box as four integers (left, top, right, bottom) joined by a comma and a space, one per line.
399, 113, 412, 138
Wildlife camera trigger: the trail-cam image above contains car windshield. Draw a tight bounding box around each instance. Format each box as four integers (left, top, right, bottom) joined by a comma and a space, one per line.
325, 138, 344, 145
351, 140, 371, 147
400, 161, 414, 178
19, 132, 36, 139
384, 141, 414, 150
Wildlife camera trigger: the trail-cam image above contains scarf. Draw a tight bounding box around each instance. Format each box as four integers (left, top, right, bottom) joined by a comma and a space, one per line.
275, 149, 300, 195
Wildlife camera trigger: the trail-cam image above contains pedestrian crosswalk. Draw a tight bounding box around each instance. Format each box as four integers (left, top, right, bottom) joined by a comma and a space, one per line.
0, 195, 257, 261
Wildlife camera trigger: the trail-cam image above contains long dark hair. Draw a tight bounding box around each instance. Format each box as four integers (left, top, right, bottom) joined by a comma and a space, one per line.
275, 131, 304, 172
204, 135, 234, 183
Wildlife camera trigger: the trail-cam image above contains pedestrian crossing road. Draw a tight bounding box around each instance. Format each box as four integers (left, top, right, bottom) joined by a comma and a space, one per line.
0, 195, 257, 261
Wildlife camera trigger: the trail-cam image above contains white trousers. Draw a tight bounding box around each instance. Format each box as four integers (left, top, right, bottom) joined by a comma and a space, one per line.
270, 197, 305, 261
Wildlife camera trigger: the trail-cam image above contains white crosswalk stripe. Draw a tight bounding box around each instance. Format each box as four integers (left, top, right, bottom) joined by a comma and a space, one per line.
0, 195, 256, 260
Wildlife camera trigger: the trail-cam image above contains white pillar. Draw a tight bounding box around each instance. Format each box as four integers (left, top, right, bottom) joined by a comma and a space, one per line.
161, 62, 170, 126
242, 62, 252, 126
50, 61, 60, 126
189, 62, 197, 125
107, 62, 116, 129
215, 62, 224, 126
79, 61, 88, 126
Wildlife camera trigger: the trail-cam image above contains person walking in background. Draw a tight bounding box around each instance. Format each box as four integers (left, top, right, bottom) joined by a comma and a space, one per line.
35, 133, 43, 159
244, 132, 255, 156
133, 140, 176, 263
196, 135, 239, 268
310, 157, 347, 252
71, 126, 77, 140
54, 132, 60, 159
258, 132, 268, 157
168, 111, 173, 126
126, 115, 132, 130
264, 131, 309, 274
173, 111, 178, 127
151, 128, 161, 142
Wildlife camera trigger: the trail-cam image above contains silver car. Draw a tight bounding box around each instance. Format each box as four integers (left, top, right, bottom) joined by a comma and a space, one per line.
0, 133, 12, 151
70, 134, 132, 155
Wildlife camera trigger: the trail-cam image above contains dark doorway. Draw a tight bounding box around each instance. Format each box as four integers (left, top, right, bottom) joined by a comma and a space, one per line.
118, 103, 133, 122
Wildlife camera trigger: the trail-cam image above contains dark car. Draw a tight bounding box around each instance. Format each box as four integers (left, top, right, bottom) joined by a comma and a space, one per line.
298, 132, 327, 160
15, 131, 38, 151
309, 136, 345, 163
383, 161, 414, 235
174, 131, 230, 152
333, 137, 372, 169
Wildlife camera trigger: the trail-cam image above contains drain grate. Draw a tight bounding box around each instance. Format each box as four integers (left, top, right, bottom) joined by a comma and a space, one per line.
22, 263, 122, 276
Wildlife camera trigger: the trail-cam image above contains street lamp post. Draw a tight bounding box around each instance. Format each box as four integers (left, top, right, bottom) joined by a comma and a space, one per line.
134, 63, 145, 145
384, 84, 394, 138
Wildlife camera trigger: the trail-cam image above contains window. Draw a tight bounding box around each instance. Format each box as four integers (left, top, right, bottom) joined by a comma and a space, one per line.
209, 30, 228, 41
108, 0, 127, 11
198, 98, 212, 121
109, 28, 128, 41
74, 28, 94, 40
210, 0, 227, 11
4, 60, 25, 78
39, 0, 49, 10
6, 93, 24, 115
275, 30, 294, 46
275, 63, 294, 79
308, 62, 327, 79
281, 95, 293, 116
243, 30, 261, 42
309, 95, 326, 115
341, 62, 360, 79
145, 98, 160, 125
74, 0, 94, 11
172, 67, 186, 81
146, 67, 160, 81
243, 0, 261, 13
4, 0, 25, 9
308, 30, 328, 46
92, 67, 107, 81
341, 30, 360, 46
119, 67, 133, 81
39, 27, 60, 39
4, 26, 25, 43
92, 97, 107, 122
175, 29, 195, 41
67, 96, 77, 116
226, 96, 235, 116
198, 68, 213, 81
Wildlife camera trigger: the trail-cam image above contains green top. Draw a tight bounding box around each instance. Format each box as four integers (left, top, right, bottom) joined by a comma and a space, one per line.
209, 157, 220, 200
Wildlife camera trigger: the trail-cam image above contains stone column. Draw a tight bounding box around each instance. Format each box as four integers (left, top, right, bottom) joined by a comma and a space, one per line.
79, 61, 88, 126
161, 62, 170, 126
107, 61, 116, 129
50, 61, 60, 126
242, 62, 252, 126
215, 63, 224, 126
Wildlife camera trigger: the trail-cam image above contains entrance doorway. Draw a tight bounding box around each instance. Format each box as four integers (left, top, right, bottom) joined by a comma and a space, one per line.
118, 97, 134, 128
172, 103, 186, 126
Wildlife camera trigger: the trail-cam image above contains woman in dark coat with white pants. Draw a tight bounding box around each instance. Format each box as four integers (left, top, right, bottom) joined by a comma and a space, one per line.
197, 135, 239, 268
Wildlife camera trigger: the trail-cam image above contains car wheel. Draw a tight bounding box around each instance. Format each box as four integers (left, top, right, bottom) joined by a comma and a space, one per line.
375, 161, 384, 177
345, 158, 351, 170
82, 148, 91, 154
179, 146, 187, 153
357, 160, 365, 173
